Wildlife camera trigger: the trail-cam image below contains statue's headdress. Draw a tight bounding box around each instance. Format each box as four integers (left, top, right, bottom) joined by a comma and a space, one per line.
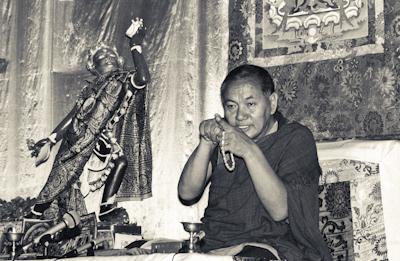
86, 42, 125, 75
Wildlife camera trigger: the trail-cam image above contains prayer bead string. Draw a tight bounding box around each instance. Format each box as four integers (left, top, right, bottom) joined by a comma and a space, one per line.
220, 131, 235, 172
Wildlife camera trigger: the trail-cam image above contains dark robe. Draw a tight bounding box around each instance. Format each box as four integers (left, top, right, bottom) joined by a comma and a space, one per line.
201, 113, 332, 261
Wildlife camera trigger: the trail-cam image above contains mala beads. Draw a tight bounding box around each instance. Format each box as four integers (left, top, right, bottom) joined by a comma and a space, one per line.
220, 131, 235, 172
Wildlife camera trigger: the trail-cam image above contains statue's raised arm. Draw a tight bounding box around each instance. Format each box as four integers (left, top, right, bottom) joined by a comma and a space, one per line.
126, 17, 150, 88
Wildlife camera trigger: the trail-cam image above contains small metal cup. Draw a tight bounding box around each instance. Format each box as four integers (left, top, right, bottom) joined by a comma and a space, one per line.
5, 229, 23, 261
181, 222, 203, 253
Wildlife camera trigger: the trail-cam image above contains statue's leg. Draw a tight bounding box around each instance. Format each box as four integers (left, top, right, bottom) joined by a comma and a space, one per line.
99, 156, 129, 223
24, 201, 52, 219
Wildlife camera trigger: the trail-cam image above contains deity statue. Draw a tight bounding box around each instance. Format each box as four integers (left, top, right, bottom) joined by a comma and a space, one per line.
26, 18, 152, 224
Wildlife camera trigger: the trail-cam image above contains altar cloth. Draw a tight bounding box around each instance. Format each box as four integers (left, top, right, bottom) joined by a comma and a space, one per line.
0, 253, 234, 261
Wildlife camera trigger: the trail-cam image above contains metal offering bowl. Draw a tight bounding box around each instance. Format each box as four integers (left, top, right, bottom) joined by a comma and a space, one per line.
5, 232, 23, 243
181, 222, 203, 233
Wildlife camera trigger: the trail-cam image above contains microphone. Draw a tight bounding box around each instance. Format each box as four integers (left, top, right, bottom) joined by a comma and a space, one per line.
62, 237, 111, 257
22, 211, 80, 253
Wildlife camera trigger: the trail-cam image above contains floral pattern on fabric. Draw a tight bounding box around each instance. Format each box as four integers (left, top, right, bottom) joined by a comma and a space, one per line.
229, 0, 400, 141
319, 159, 387, 261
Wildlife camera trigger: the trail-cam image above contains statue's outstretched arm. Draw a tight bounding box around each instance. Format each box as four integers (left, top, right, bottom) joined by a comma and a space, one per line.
50, 105, 78, 143
27, 105, 77, 166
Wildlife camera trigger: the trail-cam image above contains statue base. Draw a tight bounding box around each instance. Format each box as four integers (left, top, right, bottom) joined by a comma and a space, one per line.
97, 223, 142, 249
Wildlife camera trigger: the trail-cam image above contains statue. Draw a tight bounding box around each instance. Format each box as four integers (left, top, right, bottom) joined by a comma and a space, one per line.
26, 18, 151, 224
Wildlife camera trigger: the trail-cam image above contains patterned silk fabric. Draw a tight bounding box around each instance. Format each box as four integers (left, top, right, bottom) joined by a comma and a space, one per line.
319, 159, 387, 261
117, 83, 152, 201
35, 72, 134, 217
228, 0, 400, 141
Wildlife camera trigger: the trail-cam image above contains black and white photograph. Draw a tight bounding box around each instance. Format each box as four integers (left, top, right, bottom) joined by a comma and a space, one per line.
0, 1, 399, 261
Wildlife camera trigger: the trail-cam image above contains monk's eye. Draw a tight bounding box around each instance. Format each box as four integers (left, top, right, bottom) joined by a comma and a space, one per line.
225, 103, 236, 111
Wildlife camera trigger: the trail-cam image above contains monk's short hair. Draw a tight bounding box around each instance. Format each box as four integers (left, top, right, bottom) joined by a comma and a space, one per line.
221, 64, 275, 98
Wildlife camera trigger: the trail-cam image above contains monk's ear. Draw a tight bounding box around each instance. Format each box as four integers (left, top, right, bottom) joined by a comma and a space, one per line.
269, 92, 278, 115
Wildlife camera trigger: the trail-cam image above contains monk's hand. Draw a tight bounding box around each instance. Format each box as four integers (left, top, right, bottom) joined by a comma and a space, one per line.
215, 114, 254, 158
199, 118, 223, 145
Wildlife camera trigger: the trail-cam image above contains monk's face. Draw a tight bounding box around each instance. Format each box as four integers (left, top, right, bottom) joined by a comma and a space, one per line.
93, 48, 120, 75
222, 78, 277, 140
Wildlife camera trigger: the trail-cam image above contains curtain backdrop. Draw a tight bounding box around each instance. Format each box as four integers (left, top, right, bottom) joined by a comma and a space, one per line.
0, 0, 53, 201
0, 0, 228, 240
